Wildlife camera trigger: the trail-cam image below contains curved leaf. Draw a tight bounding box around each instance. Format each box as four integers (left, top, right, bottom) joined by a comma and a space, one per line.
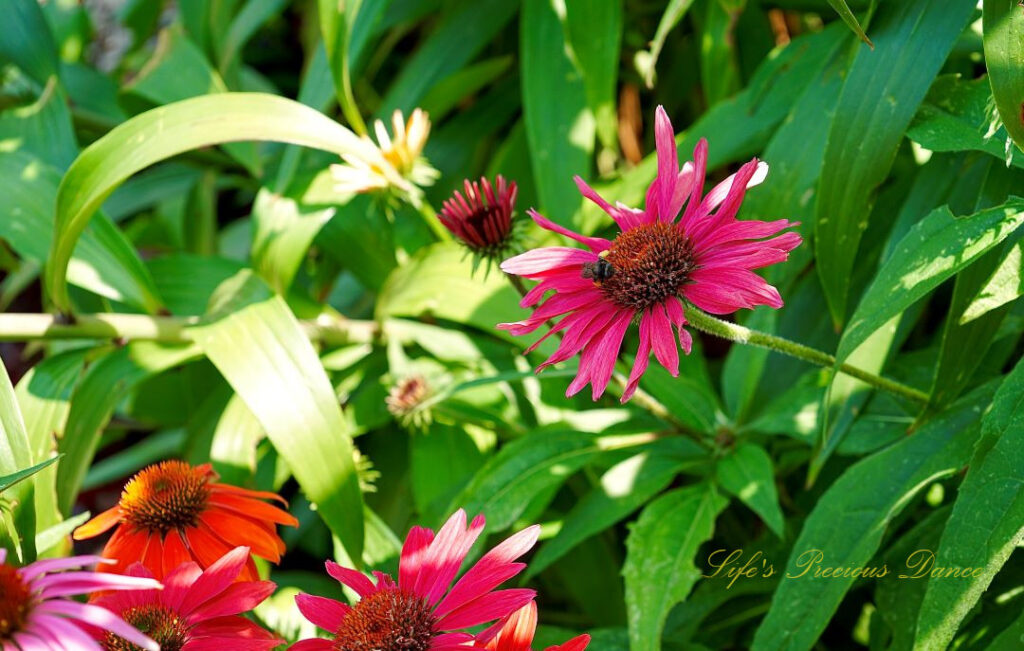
984, 0, 1024, 152
45, 92, 384, 312
187, 270, 365, 561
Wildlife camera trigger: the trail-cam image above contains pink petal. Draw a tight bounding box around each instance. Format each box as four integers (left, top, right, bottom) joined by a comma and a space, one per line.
566, 310, 632, 400
574, 176, 636, 231
648, 305, 679, 376
528, 210, 611, 253
620, 316, 653, 403
178, 547, 250, 616
28, 614, 103, 651
687, 159, 762, 242
295, 594, 349, 633
11, 633, 50, 651
325, 562, 377, 598
696, 231, 802, 270
186, 581, 276, 623
399, 525, 436, 591
35, 572, 160, 599
414, 510, 486, 605
37, 601, 158, 651
546, 634, 592, 651
697, 161, 768, 217
161, 561, 203, 611
653, 106, 680, 222
435, 525, 540, 618
20, 555, 107, 581
679, 139, 708, 226
501, 247, 597, 276
684, 268, 783, 313
285, 640, 334, 651
435, 588, 536, 631
667, 162, 696, 219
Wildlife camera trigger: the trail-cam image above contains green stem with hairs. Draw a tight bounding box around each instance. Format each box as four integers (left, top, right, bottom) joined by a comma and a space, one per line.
683, 307, 930, 404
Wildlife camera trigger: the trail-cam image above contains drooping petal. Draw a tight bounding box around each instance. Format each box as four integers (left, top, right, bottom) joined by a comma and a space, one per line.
294, 594, 350, 633
325, 562, 378, 597
434, 588, 536, 631
621, 314, 653, 403
528, 210, 611, 253
501, 247, 597, 276
545, 634, 592, 651
648, 304, 679, 376
37, 601, 158, 651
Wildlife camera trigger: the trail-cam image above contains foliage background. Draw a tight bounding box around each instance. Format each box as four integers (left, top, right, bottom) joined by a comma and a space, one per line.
1, 0, 1022, 649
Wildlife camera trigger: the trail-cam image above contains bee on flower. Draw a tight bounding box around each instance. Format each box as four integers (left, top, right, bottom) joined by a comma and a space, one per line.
331, 108, 439, 206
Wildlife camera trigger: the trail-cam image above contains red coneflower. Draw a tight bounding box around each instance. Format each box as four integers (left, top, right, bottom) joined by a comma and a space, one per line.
475, 602, 590, 651
0, 550, 159, 651
91, 547, 280, 651
73, 461, 298, 580
499, 106, 801, 401
290, 509, 539, 650
438, 176, 520, 260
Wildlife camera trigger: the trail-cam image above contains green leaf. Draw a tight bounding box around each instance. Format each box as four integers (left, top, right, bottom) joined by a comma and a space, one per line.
82, 429, 186, 491
210, 395, 264, 485
814, 0, 977, 326
0, 78, 77, 170
251, 188, 335, 293
45, 92, 382, 313
984, 0, 1024, 152
522, 0, 592, 224
961, 239, 1024, 324
837, 200, 1024, 364
527, 439, 702, 579
0, 151, 162, 312
148, 254, 246, 316
913, 358, 1024, 649
451, 429, 615, 532
318, 0, 364, 133
419, 57, 513, 123
699, 0, 742, 107
715, 443, 784, 537
187, 270, 365, 561
378, 0, 518, 115
57, 343, 201, 513
0, 359, 33, 486
34, 512, 89, 558
0, 0, 60, 85
0, 457, 61, 494
750, 384, 996, 651
565, 0, 622, 154
825, 0, 873, 48
624, 483, 728, 651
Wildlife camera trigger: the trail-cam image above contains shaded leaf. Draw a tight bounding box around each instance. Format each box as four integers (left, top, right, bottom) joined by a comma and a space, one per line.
984, 0, 1024, 152
716, 443, 784, 537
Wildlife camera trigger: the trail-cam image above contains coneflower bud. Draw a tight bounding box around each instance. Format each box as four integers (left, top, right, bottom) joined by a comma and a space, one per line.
439, 175, 521, 264
385, 375, 432, 430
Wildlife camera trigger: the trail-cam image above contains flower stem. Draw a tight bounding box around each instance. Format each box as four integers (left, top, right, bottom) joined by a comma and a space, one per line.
682, 307, 930, 404
417, 202, 452, 242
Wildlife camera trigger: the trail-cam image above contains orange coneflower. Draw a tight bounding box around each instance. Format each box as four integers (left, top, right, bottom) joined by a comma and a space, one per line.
73, 461, 298, 581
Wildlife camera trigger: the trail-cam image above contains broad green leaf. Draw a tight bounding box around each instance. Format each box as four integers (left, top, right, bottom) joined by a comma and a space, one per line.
928, 164, 1022, 408
187, 270, 365, 561
45, 92, 385, 313
148, 254, 246, 316
14, 347, 92, 556
0, 0, 60, 85
624, 483, 728, 651
814, 0, 976, 326
837, 200, 1024, 364
527, 439, 703, 579
34, 512, 89, 558
0, 151, 162, 312
318, 0, 364, 133
1, 355, 36, 557
565, 0, 622, 154
57, 343, 201, 513
699, 0, 742, 107
419, 57, 513, 123
961, 239, 1024, 323
984, 0, 1024, 152
826, 0, 872, 47
251, 188, 335, 293
0, 457, 60, 494
378, 0, 518, 115
522, 0, 592, 224
210, 395, 263, 485
750, 384, 996, 651
908, 76, 1024, 169
410, 424, 484, 524
217, 0, 289, 76
0, 78, 77, 169
638, 347, 720, 433
913, 359, 1024, 649
451, 429, 624, 532
715, 443, 784, 537
376, 242, 523, 340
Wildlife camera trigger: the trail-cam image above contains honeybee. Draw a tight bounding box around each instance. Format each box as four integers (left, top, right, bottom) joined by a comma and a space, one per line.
581, 257, 615, 283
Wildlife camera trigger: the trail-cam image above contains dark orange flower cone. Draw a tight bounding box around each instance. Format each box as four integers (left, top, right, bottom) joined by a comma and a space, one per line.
73, 461, 298, 581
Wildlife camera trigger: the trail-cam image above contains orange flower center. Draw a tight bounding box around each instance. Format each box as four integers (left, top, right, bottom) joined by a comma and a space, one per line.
103, 605, 189, 651
0, 565, 31, 640
597, 222, 696, 310
119, 461, 210, 535
333, 589, 435, 651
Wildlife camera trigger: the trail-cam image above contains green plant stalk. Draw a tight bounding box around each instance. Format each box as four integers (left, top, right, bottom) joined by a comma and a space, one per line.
0, 313, 379, 346
418, 201, 452, 242
683, 307, 930, 404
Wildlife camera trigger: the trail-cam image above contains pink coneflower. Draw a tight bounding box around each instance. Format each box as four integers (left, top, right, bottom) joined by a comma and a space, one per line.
499, 106, 801, 401
90, 547, 280, 651
0, 549, 159, 651
291, 509, 539, 651
475, 602, 590, 651
439, 176, 520, 259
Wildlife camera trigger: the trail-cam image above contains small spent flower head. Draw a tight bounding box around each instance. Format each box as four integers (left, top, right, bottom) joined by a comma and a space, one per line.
332, 108, 439, 206
386, 375, 433, 430
439, 175, 522, 264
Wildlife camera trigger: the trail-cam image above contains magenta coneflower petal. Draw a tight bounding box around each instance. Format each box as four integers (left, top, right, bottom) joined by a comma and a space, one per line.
501, 247, 597, 276
399, 525, 436, 590
295, 594, 349, 631
186, 580, 276, 622
501, 106, 799, 399
288, 639, 334, 650
528, 209, 611, 253
434, 588, 536, 631
179, 546, 251, 614
325, 561, 377, 597
40, 601, 159, 651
